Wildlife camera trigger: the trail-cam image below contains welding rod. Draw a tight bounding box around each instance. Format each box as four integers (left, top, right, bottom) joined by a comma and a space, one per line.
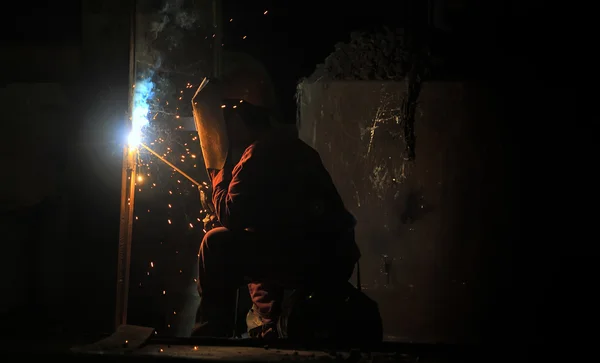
140, 143, 202, 187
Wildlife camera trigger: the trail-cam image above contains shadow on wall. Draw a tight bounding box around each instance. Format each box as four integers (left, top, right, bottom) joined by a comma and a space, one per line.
0, 83, 121, 336
0, 83, 71, 334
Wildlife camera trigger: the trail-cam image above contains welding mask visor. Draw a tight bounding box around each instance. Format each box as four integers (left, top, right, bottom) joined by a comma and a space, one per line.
192, 78, 230, 171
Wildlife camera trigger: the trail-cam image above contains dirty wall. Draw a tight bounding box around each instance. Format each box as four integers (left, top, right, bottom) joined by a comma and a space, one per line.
297, 81, 520, 343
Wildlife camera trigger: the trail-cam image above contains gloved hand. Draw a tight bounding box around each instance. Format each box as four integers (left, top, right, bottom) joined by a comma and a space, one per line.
202, 213, 220, 231
199, 147, 236, 233
199, 187, 220, 232
199, 188, 214, 214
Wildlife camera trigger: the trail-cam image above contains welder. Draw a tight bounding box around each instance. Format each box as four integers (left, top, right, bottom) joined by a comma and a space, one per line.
191, 64, 360, 338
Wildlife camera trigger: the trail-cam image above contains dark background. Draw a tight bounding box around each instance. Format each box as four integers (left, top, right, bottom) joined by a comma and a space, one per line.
0, 0, 578, 346
2, 1, 572, 114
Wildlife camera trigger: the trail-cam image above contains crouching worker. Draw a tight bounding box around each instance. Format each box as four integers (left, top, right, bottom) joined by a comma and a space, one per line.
191, 80, 374, 342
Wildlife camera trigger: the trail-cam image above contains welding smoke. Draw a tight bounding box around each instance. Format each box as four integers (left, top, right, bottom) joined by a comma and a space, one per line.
129, 0, 201, 147
150, 0, 198, 37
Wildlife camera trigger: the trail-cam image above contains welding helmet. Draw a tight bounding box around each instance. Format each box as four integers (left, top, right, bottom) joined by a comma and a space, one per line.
220, 98, 272, 131
192, 52, 277, 171
220, 51, 277, 112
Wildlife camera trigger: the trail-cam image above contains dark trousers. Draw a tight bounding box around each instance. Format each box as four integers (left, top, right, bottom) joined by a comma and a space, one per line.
196, 227, 356, 332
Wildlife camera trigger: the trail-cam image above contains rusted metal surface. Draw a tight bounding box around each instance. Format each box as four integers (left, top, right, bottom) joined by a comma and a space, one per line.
73, 343, 445, 363
70, 334, 472, 363
297, 81, 514, 343
137, 344, 337, 361
116, 147, 138, 328
126, 342, 446, 362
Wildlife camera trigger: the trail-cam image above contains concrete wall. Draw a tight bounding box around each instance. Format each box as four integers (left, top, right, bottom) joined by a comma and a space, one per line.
297, 80, 520, 343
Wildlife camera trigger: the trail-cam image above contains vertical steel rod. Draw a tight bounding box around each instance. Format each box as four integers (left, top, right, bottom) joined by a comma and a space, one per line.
115, 0, 138, 330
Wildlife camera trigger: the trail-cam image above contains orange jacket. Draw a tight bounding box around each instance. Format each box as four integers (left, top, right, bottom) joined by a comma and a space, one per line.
209, 129, 357, 239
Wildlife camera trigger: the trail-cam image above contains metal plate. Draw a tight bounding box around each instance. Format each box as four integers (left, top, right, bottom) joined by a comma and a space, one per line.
71, 324, 155, 353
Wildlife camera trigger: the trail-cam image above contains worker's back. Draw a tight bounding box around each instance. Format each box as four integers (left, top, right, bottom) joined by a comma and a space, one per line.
243, 128, 355, 237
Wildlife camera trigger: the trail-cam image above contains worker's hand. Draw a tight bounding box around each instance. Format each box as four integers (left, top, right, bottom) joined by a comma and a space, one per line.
199, 188, 215, 213
202, 213, 220, 232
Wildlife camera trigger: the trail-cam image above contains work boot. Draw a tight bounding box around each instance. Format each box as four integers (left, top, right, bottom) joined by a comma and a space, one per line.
246, 304, 280, 340
259, 322, 279, 340
247, 321, 279, 340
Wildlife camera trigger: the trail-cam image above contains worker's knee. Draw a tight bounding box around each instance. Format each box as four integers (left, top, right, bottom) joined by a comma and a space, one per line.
199, 227, 232, 258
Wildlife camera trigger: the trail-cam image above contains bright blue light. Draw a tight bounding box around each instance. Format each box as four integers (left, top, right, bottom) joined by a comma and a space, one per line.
128, 77, 155, 147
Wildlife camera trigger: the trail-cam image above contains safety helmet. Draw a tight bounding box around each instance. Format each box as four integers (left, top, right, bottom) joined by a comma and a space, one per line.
220, 51, 277, 111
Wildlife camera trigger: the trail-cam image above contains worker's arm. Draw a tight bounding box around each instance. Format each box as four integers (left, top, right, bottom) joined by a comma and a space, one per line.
208, 145, 265, 230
